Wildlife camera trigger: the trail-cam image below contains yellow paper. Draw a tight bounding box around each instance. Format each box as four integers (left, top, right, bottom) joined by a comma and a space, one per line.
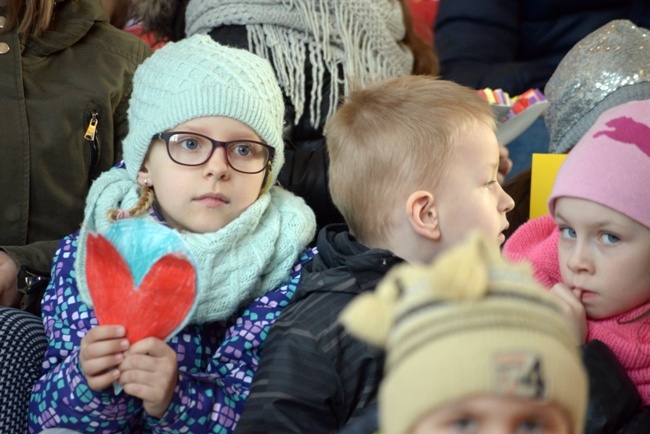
530, 153, 567, 219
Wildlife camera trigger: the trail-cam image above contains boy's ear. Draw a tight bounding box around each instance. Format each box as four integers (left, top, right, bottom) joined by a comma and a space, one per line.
406, 190, 441, 241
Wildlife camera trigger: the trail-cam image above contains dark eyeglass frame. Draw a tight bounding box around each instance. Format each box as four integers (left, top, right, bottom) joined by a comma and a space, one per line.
152, 131, 275, 174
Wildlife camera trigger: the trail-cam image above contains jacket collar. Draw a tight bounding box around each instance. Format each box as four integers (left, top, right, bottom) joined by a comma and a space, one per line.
315, 224, 400, 269
23, 0, 108, 56
297, 224, 402, 298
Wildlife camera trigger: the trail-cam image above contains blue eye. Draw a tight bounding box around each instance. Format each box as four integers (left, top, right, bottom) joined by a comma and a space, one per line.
180, 138, 200, 151
450, 417, 477, 432
559, 227, 576, 239
602, 233, 620, 245
233, 144, 253, 157
516, 419, 544, 433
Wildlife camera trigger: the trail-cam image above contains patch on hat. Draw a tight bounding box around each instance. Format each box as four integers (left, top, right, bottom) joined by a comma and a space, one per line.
592, 116, 650, 157
493, 352, 546, 399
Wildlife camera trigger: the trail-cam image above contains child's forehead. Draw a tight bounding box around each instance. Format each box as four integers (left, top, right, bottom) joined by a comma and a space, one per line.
170, 116, 262, 139
423, 393, 572, 426
410, 394, 573, 434
453, 122, 499, 152
554, 196, 649, 230
447, 130, 500, 172
438, 393, 560, 410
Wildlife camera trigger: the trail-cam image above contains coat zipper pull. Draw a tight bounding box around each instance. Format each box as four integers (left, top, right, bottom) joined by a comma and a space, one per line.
84, 112, 98, 141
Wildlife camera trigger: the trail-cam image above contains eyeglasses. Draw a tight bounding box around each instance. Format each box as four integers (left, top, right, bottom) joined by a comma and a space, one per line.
152, 131, 274, 174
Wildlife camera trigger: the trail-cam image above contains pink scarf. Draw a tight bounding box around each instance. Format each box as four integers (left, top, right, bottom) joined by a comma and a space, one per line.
504, 215, 650, 404
589, 305, 650, 404
503, 215, 562, 288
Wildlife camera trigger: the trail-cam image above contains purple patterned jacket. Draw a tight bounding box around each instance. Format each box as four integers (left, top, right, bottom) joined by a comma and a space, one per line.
29, 231, 315, 433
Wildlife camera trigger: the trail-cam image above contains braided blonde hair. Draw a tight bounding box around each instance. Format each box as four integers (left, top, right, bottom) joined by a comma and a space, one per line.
106, 185, 155, 222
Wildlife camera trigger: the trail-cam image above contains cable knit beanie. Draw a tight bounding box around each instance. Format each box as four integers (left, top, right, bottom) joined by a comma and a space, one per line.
548, 100, 650, 229
545, 20, 650, 154
122, 34, 285, 183
340, 233, 587, 434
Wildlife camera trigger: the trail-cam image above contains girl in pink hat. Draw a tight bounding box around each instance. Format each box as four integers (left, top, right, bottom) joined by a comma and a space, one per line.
505, 100, 650, 411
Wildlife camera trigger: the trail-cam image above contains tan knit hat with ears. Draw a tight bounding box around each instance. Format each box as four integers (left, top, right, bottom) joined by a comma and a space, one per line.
340, 232, 588, 434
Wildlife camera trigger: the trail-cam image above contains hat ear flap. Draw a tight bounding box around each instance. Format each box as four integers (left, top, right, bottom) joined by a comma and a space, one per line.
339, 270, 405, 348
428, 232, 495, 301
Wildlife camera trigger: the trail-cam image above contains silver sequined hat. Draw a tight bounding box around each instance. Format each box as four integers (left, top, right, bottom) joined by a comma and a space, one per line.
545, 20, 650, 154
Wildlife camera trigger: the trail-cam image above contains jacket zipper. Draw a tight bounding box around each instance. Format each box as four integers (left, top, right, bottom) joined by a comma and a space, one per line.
19, 265, 50, 291
84, 111, 98, 141
84, 110, 100, 179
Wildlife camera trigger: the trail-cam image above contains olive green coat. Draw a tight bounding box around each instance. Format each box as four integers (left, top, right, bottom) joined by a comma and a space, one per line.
0, 0, 151, 285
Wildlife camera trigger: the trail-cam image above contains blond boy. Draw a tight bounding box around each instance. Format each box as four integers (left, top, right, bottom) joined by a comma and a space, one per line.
236, 76, 514, 433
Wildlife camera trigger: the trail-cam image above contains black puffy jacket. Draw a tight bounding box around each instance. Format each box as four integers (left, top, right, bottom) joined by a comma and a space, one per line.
236, 224, 402, 433
582, 340, 650, 434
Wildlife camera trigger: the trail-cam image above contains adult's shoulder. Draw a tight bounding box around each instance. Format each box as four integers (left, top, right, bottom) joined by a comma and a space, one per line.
83, 22, 153, 65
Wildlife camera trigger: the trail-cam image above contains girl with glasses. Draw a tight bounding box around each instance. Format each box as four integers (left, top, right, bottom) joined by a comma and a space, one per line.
29, 35, 316, 434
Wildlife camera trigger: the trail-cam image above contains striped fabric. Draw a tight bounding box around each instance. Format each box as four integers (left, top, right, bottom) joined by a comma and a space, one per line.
0, 307, 47, 433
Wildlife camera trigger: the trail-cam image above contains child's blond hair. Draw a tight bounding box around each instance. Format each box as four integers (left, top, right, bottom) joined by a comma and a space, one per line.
325, 76, 495, 245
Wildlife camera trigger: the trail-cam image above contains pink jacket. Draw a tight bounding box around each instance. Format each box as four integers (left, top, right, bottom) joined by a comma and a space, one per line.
504, 215, 650, 404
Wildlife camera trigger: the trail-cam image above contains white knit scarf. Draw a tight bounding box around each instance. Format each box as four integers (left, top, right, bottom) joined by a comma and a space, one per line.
185, 0, 414, 127
75, 167, 316, 324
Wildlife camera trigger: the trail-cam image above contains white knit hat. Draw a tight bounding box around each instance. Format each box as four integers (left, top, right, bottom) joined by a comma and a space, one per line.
122, 34, 285, 183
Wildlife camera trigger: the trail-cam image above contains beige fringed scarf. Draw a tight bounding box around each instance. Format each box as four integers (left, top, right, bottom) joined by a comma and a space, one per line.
185, 0, 414, 127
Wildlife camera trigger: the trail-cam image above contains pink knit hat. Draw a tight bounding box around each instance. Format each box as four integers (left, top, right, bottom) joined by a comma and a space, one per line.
548, 100, 650, 228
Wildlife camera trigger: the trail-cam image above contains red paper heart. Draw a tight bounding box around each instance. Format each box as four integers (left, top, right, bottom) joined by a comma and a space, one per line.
85, 231, 196, 343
